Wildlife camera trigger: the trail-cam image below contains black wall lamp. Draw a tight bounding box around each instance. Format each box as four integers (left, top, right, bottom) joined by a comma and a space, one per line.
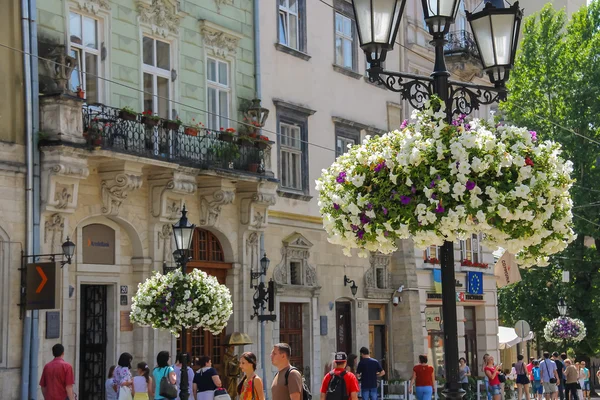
344, 275, 358, 297
251, 253, 276, 322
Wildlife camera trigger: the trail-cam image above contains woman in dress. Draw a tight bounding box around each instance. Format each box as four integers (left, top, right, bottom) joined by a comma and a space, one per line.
193, 356, 222, 400
484, 355, 503, 400
153, 351, 176, 400
132, 362, 153, 400
459, 358, 471, 393
410, 355, 435, 400
114, 353, 134, 399
237, 352, 264, 400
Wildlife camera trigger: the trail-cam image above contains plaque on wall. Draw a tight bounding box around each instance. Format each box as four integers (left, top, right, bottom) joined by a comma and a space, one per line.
46, 311, 60, 339
82, 224, 116, 265
120, 311, 133, 331
120, 295, 128, 306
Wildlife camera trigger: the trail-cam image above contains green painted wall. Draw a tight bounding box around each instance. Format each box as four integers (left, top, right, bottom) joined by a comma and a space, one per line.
36, 0, 255, 128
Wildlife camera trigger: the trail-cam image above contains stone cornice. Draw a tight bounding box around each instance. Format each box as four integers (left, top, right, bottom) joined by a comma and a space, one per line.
332, 116, 387, 136
199, 19, 244, 57
137, 0, 181, 37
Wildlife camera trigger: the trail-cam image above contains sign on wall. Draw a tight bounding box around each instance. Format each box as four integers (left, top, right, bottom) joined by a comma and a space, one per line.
82, 224, 115, 265
425, 307, 442, 332
26, 262, 58, 310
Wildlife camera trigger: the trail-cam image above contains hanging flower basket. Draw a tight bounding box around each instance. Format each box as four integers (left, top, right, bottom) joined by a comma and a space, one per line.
544, 317, 586, 343
315, 99, 575, 266
130, 269, 233, 336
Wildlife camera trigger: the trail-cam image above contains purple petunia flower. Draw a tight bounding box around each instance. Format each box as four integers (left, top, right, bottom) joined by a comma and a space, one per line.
351, 224, 359, 231
367, 203, 373, 210
432, 194, 437, 200
530, 130, 537, 141
436, 175, 441, 181
466, 180, 476, 191
384, 231, 389, 237
411, 186, 417, 194
333, 203, 340, 210
382, 207, 388, 215
374, 161, 386, 173
360, 213, 371, 225
400, 195, 411, 205
465, 123, 471, 130
435, 203, 445, 213
357, 230, 365, 239
336, 171, 347, 183
400, 119, 409, 129
430, 180, 436, 188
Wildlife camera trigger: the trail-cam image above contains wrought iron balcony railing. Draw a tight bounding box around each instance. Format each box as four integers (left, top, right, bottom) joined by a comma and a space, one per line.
82, 104, 268, 174
444, 30, 480, 60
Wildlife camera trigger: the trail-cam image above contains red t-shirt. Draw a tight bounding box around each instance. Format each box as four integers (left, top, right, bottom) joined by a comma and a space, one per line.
485, 366, 501, 386
527, 363, 534, 380
413, 365, 434, 387
39, 358, 75, 400
320, 368, 360, 396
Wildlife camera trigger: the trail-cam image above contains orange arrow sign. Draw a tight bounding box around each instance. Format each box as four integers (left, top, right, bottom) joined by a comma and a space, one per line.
36, 266, 48, 294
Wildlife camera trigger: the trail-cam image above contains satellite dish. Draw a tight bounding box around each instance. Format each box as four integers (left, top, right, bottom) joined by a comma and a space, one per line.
515, 320, 531, 339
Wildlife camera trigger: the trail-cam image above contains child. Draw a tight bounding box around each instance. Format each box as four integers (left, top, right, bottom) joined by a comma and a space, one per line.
132, 362, 153, 400
532, 361, 542, 400
106, 366, 117, 400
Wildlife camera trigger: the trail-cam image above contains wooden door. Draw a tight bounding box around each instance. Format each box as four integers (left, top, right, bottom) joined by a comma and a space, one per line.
336, 302, 352, 354
280, 303, 304, 371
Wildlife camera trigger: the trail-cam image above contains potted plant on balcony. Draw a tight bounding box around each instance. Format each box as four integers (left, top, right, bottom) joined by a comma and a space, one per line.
184, 119, 204, 137
76, 86, 85, 99
119, 106, 138, 121
237, 134, 255, 147
242, 116, 262, 137
254, 135, 271, 150
141, 110, 161, 127
86, 118, 103, 149
163, 116, 182, 131
219, 127, 237, 143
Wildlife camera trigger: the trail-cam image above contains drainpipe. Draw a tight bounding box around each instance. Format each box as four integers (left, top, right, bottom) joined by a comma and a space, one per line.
253, 0, 261, 99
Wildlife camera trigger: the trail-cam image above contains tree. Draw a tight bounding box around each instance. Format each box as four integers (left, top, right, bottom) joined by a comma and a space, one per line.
499, 1, 600, 356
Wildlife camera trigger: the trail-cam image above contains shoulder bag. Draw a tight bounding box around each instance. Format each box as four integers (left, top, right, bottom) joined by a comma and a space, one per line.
159, 367, 178, 399
543, 361, 557, 384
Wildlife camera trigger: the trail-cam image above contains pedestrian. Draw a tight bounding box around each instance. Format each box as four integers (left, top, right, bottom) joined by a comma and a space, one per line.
533, 361, 543, 400
410, 355, 435, 400
459, 357, 471, 393
540, 352, 560, 400
552, 352, 565, 400
483, 354, 493, 400
237, 352, 265, 400
193, 356, 222, 400
484, 355, 502, 400
132, 362, 153, 400
527, 358, 535, 383
515, 355, 530, 400
319, 352, 360, 400
575, 363, 583, 400
346, 354, 358, 374
153, 351, 177, 400
107, 366, 118, 400
174, 354, 194, 400
564, 359, 579, 400
356, 347, 385, 400
114, 352, 134, 398
271, 343, 303, 400
39, 343, 75, 400
579, 361, 589, 400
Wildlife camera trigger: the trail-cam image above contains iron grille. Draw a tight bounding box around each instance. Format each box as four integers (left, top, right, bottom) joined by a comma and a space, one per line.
79, 285, 107, 400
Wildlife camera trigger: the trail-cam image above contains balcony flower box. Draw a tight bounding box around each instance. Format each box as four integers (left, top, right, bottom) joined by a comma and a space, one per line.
219, 132, 235, 142
460, 259, 489, 268
238, 135, 254, 147
119, 107, 138, 121
254, 135, 271, 150
141, 110, 161, 127
163, 118, 182, 131
424, 257, 440, 265
184, 127, 198, 137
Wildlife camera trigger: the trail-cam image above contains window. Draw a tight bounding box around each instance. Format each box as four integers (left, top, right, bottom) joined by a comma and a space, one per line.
142, 36, 171, 119
280, 122, 303, 190
336, 136, 356, 157
290, 261, 303, 285
376, 268, 385, 289
279, 0, 299, 50
190, 228, 225, 263
461, 234, 481, 263
335, 12, 354, 69
335, 124, 360, 157
69, 12, 101, 103
206, 58, 230, 130
424, 245, 440, 262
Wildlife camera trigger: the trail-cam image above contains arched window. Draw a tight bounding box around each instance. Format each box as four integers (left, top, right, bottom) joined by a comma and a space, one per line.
190, 228, 224, 263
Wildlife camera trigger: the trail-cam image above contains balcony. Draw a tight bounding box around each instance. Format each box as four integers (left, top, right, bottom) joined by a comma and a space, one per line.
444, 30, 483, 82
81, 104, 272, 176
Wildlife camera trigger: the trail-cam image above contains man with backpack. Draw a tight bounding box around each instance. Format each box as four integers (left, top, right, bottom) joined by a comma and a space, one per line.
271, 343, 304, 400
320, 352, 360, 400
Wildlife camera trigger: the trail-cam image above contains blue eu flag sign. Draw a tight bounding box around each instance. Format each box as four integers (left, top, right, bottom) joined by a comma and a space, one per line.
467, 272, 483, 295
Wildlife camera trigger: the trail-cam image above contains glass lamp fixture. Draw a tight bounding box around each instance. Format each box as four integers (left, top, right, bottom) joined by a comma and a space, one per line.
421, 0, 461, 35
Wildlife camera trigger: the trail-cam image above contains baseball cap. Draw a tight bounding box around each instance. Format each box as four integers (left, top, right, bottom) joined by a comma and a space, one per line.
334, 352, 347, 363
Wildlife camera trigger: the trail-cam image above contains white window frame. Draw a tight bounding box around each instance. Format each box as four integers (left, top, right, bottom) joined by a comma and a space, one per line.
142, 35, 173, 119
336, 135, 356, 157
279, 0, 299, 50
335, 12, 354, 70
461, 234, 482, 263
280, 122, 303, 191
206, 57, 231, 130
425, 246, 440, 262
68, 10, 103, 103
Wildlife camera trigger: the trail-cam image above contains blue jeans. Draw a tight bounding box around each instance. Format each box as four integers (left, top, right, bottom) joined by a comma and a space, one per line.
416, 386, 433, 400
485, 378, 492, 400
362, 387, 378, 400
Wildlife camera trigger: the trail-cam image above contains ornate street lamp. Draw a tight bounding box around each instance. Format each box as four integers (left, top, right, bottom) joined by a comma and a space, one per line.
61, 237, 76, 265
171, 205, 196, 400
350, 2, 523, 400
557, 298, 568, 317
250, 254, 276, 322
344, 275, 359, 297
245, 98, 270, 128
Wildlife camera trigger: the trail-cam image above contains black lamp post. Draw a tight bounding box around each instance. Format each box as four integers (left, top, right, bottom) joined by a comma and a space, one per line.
350, 1, 523, 400
171, 205, 196, 400
344, 275, 358, 297
557, 298, 568, 317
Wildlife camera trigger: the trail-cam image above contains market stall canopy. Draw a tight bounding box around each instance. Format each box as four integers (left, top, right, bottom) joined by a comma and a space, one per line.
498, 326, 534, 349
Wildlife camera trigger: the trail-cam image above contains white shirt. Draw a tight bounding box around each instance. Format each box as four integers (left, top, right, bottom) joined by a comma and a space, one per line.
106, 378, 118, 400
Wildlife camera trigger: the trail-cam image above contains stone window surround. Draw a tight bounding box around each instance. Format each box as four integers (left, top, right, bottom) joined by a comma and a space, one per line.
76, 217, 123, 274
334, 121, 360, 157
331, 116, 387, 139
275, 0, 309, 61
274, 99, 316, 201
64, 1, 110, 104
332, 0, 361, 79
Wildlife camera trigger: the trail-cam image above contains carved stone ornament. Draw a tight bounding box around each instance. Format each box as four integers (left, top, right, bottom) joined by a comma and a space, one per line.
214, 0, 233, 12
364, 252, 396, 299
240, 182, 277, 229
101, 173, 143, 216
273, 232, 319, 289
44, 213, 65, 252
246, 231, 260, 277
158, 224, 173, 263
199, 189, 235, 227
200, 20, 243, 58
149, 171, 197, 222
137, 0, 181, 37
41, 151, 90, 214
74, 0, 111, 14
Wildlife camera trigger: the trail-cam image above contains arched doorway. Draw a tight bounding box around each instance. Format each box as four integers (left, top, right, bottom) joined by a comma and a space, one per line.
177, 228, 231, 374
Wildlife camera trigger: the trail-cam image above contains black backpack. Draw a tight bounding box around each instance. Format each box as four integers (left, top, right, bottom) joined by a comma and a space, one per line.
279, 366, 313, 400
325, 371, 347, 400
